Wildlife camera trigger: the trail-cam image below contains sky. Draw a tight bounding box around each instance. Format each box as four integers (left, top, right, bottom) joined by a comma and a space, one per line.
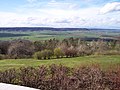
0, 0, 120, 28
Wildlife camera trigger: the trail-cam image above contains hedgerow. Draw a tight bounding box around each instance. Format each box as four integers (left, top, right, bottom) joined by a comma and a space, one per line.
0, 64, 120, 90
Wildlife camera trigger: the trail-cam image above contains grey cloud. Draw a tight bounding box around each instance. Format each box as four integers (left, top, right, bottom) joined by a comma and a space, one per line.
55, 20, 71, 23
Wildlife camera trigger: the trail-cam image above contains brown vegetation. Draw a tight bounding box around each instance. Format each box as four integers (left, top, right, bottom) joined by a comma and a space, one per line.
0, 64, 120, 90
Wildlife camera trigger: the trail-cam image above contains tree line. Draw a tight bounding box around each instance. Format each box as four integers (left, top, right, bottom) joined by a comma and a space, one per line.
0, 37, 120, 60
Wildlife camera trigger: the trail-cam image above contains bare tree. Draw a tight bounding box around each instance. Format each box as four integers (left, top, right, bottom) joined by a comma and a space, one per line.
8, 40, 35, 59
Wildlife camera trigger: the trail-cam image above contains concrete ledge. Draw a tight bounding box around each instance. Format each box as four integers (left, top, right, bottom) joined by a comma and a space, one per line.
0, 83, 39, 90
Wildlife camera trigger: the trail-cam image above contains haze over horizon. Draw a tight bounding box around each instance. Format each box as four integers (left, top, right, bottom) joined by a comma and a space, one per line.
0, 0, 120, 29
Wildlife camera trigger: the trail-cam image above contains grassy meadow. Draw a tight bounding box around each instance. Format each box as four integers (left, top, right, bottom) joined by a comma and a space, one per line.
0, 30, 119, 71
0, 55, 120, 71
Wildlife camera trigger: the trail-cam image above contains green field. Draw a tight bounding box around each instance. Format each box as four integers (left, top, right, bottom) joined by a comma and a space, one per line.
0, 30, 119, 41
0, 55, 120, 71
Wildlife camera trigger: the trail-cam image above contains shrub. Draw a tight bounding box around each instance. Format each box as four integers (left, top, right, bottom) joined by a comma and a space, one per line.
46, 50, 53, 59
103, 50, 120, 55
95, 40, 109, 54
114, 41, 120, 51
0, 41, 10, 55
0, 69, 17, 84
68, 46, 78, 57
48, 64, 71, 90
0, 64, 120, 90
60, 45, 78, 58
0, 54, 5, 60
34, 41, 46, 52
73, 66, 105, 89
77, 44, 91, 56
41, 49, 53, 59
33, 51, 42, 60
19, 66, 47, 89
54, 48, 64, 58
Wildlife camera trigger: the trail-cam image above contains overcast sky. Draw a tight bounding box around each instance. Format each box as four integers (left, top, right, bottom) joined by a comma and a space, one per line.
0, 0, 120, 28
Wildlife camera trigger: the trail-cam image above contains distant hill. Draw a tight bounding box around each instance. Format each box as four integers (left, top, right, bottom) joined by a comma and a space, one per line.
0, 27, 89, 31
0, 27, 119, 32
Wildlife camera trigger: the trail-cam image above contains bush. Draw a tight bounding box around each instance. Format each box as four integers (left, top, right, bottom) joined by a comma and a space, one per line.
0, 41, 10, 55
0, 69, 17, 84
68, 46, 78, 57
19, 66, 47, 89
0, 54, 5, 60
46, 50, 53, 59
103, 50, 120, 55
33, 51, 42, 60
41, 49, 53, 59
61, 45, 78, 58
77, 44, 92, 56
54, 48, 64, 58
0, 64, 120, 90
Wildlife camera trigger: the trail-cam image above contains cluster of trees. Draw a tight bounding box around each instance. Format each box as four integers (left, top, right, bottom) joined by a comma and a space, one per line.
0, 38, 120, 60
